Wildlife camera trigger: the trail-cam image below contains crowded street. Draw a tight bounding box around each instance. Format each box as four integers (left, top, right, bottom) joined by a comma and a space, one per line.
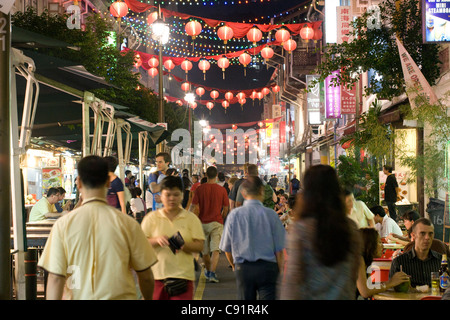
2, 0, 450, 310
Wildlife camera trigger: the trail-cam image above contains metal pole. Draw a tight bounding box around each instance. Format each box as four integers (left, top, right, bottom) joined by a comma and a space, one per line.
0, 11, 12, 300
157, 45, 164, 154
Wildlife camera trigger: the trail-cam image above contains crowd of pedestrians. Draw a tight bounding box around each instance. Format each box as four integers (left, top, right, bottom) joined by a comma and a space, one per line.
35, 153, 450, 300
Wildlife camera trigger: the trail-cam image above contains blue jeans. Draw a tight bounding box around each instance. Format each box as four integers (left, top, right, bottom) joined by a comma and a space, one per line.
235, 260, 279, 300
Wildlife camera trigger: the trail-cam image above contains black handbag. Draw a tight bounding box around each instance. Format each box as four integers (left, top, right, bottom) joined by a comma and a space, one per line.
163, 278, 188, 297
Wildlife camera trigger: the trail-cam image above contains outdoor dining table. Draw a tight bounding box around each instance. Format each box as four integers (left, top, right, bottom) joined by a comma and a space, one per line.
373, 289, 443, 300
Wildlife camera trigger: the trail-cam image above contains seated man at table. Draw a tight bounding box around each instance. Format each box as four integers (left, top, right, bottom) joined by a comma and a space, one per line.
370, 205, 403, 238
29, 188, 61, 222
389, 218, 442, 288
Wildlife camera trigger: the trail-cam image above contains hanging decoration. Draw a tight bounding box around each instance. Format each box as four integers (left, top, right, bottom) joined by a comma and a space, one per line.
146, 11, 158, 25
185, 20, 202, 40
148, 67, 158, 78
210, 90, 219, 101
163, 59, 175, 75
275, 28, 290, 45
272, 85, 280, 93
236, 92, 246, 101
148, 56, 159, 68
238, 98, 246, 110
181, 59, 193, 80
246, 27, 262, 46
110, 0, 129, 21
134, 53, 142, 69
217, 56, 230, 79
206, 101, 214, 114
225, 91, 234, 101
283, 38, 297, 54
238, 52, 251, 76
300, 23, 314, 52
198, 59, 211, 81
312, 27, 323, 44
190, 102, 198, 110
196, 87, 205, 98
176, 99, 183, 106
260, 46, 274, 66
181, 81, 191, 92
222, 100, 230, 113
217, 25, 234, 45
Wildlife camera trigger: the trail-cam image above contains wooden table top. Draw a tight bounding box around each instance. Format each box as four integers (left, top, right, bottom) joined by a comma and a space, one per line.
373, 289, 443, 300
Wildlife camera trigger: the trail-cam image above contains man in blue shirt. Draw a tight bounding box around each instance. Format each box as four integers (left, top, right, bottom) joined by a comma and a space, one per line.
219, 176, 286, 300
148, 152, 170, 211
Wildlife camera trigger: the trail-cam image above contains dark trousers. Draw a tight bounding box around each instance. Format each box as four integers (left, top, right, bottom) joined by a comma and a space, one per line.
386, 201, 397, 222
235, 260, 279, 300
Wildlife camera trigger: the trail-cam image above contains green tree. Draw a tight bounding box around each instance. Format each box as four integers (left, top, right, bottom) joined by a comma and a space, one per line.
315, 0, 441, 100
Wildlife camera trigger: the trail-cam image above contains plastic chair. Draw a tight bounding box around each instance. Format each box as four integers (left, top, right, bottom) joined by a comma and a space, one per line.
420, 295, 442, 300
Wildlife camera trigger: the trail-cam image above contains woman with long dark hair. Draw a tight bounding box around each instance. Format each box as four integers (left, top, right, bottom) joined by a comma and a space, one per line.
279, 165, 361, 299
356, 228, 409, 299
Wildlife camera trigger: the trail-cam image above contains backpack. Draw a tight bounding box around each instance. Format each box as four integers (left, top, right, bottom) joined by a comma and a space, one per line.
263, 183, 276, 209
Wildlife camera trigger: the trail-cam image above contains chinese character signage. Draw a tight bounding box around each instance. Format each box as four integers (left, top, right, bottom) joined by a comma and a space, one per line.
337, 6, 352, 44
306, 75, 323, 125
325, 71, 341, 119
341, 84, 357, 114
423, 0, 450, 42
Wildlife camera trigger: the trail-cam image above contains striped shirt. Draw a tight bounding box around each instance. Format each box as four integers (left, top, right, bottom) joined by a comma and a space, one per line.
389, 248, 441, 287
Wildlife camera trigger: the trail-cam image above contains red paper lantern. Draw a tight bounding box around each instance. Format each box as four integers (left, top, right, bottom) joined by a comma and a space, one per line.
206, 101, 214, 111
222, 100, 230, 113
148, 67, 158, 78
217, 56, 229, 70
148, 56, 159, 68
110, 0, 128, 20
176, 100, 183, 106
283, 39, 297, 53
236, 92, 246, 100
217, 25, 234, 44
181, 82, 191, 92
272, 85, 281, 93
225, 91, 234, 101
196, 87, 205, 97
239, 52, 251, 67
163, 59, 175, 72
134, 54, 142, 69
232, 124, 238, 130
275, 28, 290, 44
198, 59, 210, 80
261, 46, 274, 60
262, 87, 270, 96
185, 20, 202, 39
300, 23, 314, 42
238, 98, 246, 105
312, 28, 323, 43
181, 59, 193, 73
256, 92, 264, 100
250, 91, 257, 100
210, 90, 219, 100
247, 27, 262, 45
146, 11, 158, 25
217, 56, 229, 79
190, 102, 198, 110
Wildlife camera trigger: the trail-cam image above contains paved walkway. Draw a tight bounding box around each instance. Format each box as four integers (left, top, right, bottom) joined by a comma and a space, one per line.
194, 252, 238, 300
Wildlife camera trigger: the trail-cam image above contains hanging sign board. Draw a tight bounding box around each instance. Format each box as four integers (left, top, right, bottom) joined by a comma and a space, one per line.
325, 70, 342, 119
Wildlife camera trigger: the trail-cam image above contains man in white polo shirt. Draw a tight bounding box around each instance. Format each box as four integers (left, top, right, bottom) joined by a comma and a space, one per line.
370, 205, 403, 238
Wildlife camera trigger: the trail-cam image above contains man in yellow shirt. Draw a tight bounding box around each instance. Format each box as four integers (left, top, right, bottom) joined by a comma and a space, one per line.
28, 188, 61, 222
141, 175, 205, 300
38, 155, 157, 300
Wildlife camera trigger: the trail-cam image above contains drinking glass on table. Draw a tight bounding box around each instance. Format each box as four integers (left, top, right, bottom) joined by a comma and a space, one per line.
431, 272, 440, 295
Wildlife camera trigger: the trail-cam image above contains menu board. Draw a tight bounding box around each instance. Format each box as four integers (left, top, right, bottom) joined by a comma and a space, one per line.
423, 0, 450, 42
42, 168, 62, 193
379, 171, 410, 204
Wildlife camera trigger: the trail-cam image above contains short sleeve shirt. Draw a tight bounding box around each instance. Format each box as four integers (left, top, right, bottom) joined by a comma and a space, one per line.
141, 208, 205, 281
191, 183, 229, 224
29, 197, 55, 222
38, 197, 157, 300
106, 176, 124, 209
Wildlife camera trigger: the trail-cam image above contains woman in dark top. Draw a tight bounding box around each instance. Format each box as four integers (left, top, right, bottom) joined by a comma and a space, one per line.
104, 156, 126, 214
356, 228, 409, 299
